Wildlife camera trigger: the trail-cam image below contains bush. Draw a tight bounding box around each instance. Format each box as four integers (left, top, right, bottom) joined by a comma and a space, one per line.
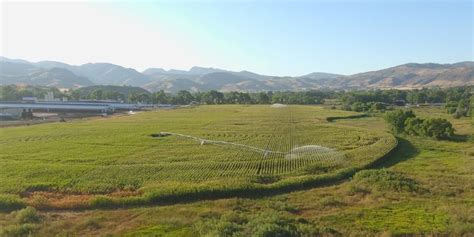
405, 117, 455, 139
194, 211, 306, 237
404, 117, 424, 136
384, 110, 415, 134
446, 99, 471, 118
453, 111, 463, 119
15, 207, 41, 224
353, 169, 419, 192
445, 101, 458, 114
370, 102, 386, 111
421, 118, 454, 139
0, 195, 26, 212
351, 102, 369, 112
387, 110, 454, 140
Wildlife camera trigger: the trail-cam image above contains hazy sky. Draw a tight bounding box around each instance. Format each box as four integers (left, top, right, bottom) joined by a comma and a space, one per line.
1, 0, 472, 76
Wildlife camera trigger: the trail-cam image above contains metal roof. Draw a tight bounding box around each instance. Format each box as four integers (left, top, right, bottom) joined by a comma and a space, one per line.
0, 103, 112, 111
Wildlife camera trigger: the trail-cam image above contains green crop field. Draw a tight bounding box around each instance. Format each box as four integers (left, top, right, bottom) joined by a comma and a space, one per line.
0, 105, 396, 210
0, 105, 472, 236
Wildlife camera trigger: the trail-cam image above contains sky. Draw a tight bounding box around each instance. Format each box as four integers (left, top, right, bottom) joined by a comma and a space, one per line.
1, 0, 472, 76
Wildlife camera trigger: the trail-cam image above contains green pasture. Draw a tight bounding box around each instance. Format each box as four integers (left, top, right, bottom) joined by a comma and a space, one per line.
0, 105, 396, 209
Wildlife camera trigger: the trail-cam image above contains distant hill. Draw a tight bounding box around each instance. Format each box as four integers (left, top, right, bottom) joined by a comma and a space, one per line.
142, 62, 473, 91
75, 85, 150, 97
144, 78, 202, 93
299, 72, 342, 80
338, 62, 474, 89
76, 63, 150, 86
35, 61, 150, 86
1, 57, 473, 92
0, 61, 93, 88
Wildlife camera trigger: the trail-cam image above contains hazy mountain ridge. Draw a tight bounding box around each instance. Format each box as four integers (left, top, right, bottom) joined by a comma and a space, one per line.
337, 62, 474, 89
0, 61, 94, 88
1, 57, 472, 92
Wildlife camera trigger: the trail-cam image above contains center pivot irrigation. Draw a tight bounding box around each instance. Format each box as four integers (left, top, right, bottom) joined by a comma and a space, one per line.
151, 132, 346, 163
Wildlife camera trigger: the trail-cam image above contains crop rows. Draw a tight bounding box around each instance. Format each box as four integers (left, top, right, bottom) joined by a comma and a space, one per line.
0, 105, 397, 196
147, 106, 353, 180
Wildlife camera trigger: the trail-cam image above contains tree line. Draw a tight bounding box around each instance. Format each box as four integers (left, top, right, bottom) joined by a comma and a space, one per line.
1, 85, 472, 117
384, 110, 455, 140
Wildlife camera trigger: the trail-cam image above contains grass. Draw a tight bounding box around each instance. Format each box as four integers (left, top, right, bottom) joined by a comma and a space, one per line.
0, 105, 396, 210
0, 105, 472, 236
321, 203, 450, 234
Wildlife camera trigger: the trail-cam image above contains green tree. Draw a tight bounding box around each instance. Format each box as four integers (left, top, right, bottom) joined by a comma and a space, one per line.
70, 90, 81, 100
202, 90, 224, 104
152, 90, 170, 104
257, 92, 270, 104
404, 117, 424, 136
128, 92, 139, 103
89, 89, 104, 100
137, 93, 151, 103
421, 118, 454, 139
370, 102, 386, 111
384, 110, 416, 134
0, 85, 19, 101
351, 102, 368, 112
176, 90, 195, 104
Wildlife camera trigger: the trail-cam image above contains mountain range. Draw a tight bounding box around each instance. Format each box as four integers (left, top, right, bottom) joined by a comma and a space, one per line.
1, 57, 472, 92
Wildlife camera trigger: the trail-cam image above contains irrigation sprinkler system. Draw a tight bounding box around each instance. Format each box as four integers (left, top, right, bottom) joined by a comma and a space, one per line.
152, 132, 346, 164
148, 105, 370, 176
153, 132, 285, 155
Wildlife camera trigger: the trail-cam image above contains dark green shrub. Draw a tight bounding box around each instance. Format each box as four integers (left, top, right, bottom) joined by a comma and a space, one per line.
353, 169, 419, 192
15, 207, 41, 224
445, 101, 458, 114
404, 117, 424, 136
384, 110, 415, 134
453, 111, 463, 119
422, 118, 454, 139
351, 102, 368, 112
370, 102, 386, 111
